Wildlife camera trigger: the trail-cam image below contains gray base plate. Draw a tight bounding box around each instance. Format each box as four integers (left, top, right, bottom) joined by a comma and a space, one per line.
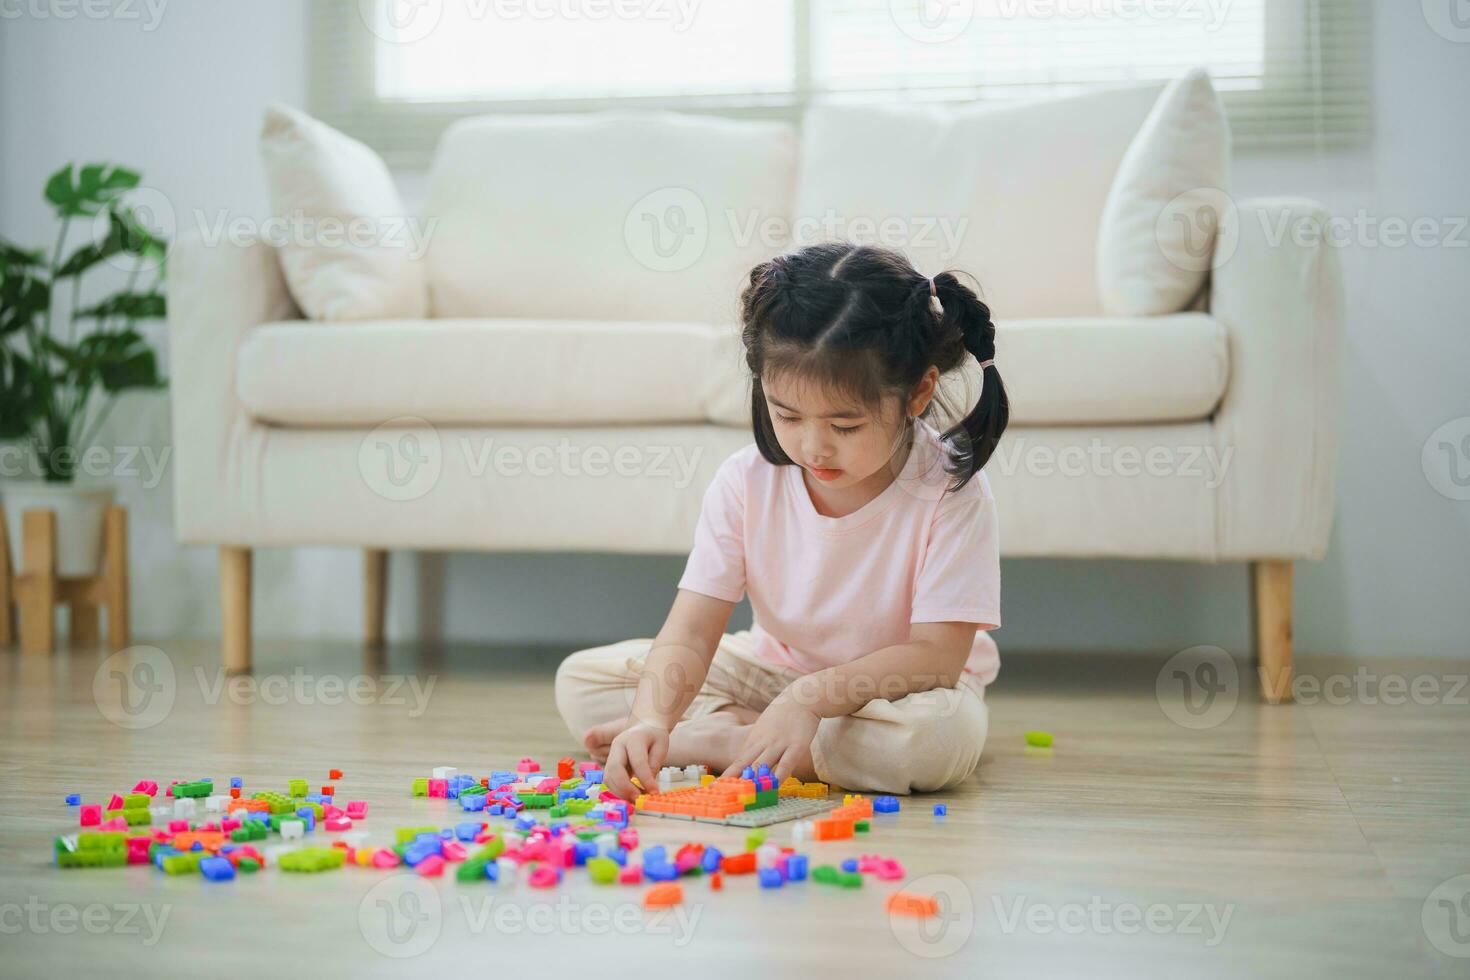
639, 796, 837, 827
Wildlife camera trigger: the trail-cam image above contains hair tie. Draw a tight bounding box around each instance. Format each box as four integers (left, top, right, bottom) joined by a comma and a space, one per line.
928, 276, 938, 299
977, 358, 995, 370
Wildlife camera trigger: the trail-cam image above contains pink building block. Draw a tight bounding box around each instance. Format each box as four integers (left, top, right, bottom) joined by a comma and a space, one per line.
441, 841, 468, 862
528, 864, 560, 888
345, 801, 367, 819
427, 779, 447, 798
325, 816, 352, 832
516, 757, 540, 774
107, 793, 124, 810
220, 819, 240, 832
132, 780, 158, 796
99, 817, 127, 831
534, 777, 560, 793
617, 828, 638, 851
372, 849, 400, 868
168, 819, 189, 833
79, 804, 101, 826
578, 761, 599, 773
416, 855, 446, 877
126, 837, 152, 864
618, 865, 643, 884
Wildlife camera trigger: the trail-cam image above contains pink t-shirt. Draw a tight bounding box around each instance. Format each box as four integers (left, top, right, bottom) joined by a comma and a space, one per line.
677, 418, 1001, 686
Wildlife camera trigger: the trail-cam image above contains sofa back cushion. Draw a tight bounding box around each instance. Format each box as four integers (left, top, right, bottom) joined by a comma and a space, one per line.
425, 111, 797, 324
792, 84, 1161, 319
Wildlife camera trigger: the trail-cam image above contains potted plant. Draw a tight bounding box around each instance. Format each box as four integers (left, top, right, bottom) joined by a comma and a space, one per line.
0, 164, 166, 576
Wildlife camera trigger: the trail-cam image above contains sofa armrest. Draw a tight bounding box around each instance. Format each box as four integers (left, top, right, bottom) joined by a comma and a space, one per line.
167, 233, 298, 543
1210, 197, 1343, 560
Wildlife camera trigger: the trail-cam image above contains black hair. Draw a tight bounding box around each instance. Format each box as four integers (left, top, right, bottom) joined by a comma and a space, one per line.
739, 242, 1008, 492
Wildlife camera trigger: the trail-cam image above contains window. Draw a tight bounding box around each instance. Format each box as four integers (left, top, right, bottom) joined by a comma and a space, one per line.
312, 0, 1370, 165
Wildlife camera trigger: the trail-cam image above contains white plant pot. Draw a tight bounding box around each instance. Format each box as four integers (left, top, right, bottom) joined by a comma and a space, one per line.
0, 480, 115, 577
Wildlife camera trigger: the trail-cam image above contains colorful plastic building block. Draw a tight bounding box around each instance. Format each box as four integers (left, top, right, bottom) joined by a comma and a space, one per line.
933, 804, 947, 816
886, 891, 940, 917
328, 768, 343, 780
644, 883, 683, 907
79, 804, 101, 826
1024, 730, 1054, 748
65, 794, 81, 806
873, 796, 900, 813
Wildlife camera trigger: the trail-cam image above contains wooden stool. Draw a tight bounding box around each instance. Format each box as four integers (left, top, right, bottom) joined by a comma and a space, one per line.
0, 504, 129, 653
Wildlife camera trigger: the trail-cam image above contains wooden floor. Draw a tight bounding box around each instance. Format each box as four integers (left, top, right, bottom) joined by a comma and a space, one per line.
1, 638, 1468, 979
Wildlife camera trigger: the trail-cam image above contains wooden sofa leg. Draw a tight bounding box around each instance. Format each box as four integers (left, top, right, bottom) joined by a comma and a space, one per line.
1251, 560, 1293, 704
220, 547, 252, 675
365, 549, 387, 648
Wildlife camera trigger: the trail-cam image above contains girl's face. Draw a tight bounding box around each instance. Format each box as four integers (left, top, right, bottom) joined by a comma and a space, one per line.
761, 367, 939, 491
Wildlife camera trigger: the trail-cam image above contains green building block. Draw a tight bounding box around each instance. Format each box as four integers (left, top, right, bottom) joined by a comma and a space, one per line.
279, 847, 344, 872
174, 780, 213, 798
237, 857, 261, 873
548, 805, 568, 818
396, 825, 440, 845
288, 779, 309, 797
1024, 730, 1054, 748
162, 852, 202, 875
855, 820, 869, 833
456, 859, 488, 882
586, 857, 618, 884
123, 793, 151, 809
412, 778, 428, 797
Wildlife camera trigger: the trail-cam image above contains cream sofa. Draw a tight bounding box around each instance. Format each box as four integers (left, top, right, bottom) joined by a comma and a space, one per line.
169, 83, 1342, 700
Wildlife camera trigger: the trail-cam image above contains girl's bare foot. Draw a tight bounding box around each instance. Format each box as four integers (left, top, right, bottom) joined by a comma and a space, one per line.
581, 717, 629, 763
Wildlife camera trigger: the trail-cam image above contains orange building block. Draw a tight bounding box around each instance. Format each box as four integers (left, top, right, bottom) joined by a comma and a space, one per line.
720, 852, 757, 875
886, 891, 940, 917
813, 817, 855, 841
644, 883, 683, 908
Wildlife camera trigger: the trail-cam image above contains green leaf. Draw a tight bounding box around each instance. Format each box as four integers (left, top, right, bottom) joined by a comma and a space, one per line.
108, 206, 167, 264
0, 269, 49, 336
0, 349, 43, 440
44, 163, 140, 218
55, 237, 122, 278
74, 292, 166, 321
0, 235, 46, 270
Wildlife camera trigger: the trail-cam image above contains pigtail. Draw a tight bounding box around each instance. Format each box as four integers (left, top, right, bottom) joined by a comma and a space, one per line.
930, 271, 1009, 488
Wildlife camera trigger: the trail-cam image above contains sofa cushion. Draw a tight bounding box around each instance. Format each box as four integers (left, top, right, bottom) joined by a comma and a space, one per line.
791, 83, 1162, 320
236, 314, 1226, 429
423, 111, 796, 324
237, 318, 745, 427
1097, 68, 1232, 316
258, 104, 429, 321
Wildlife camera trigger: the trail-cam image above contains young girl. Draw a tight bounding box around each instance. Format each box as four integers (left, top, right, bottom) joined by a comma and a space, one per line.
555, 242, 1008, 799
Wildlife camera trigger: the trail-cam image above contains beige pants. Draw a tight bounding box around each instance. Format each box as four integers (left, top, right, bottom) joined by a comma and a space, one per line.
554, 630, 988, 795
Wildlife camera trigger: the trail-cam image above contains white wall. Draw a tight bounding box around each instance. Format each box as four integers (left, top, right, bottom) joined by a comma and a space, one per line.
2, 0, 1466, 657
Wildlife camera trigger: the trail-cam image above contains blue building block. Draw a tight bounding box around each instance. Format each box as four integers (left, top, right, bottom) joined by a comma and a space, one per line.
840, 858, 858, 872
643, 861, 679, 882
873, 795, 900, 813
701, 847, 723, 873
455, 822, 482, 841
933, 803, 947, 816
758, 868, 783, 888
573, 840, 598, 866
486, 803, 503, 816
460, 794, 486, 812
483, 861, 499, 882
606, 846, 628, 867
65, 793, 81, 805
643, 845, 667, 863
200, 856, 235, 881
515, 815, 538, 831
786, 854, 808, 881
230, 777, 242, 789
756, 763, 771, 777
294, 807, 316, 831
741, 766, 756, 780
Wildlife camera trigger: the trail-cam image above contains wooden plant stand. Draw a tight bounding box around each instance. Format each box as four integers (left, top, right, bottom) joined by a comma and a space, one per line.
0, 504, 129, 653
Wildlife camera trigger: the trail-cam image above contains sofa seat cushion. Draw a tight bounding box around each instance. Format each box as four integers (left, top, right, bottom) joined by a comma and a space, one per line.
237, 318, 747, 427
237, 313, 1226, 429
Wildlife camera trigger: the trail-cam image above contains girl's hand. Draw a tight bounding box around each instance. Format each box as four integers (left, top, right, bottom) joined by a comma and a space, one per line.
603, 721, 670, 801
722, 696, 821, 784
